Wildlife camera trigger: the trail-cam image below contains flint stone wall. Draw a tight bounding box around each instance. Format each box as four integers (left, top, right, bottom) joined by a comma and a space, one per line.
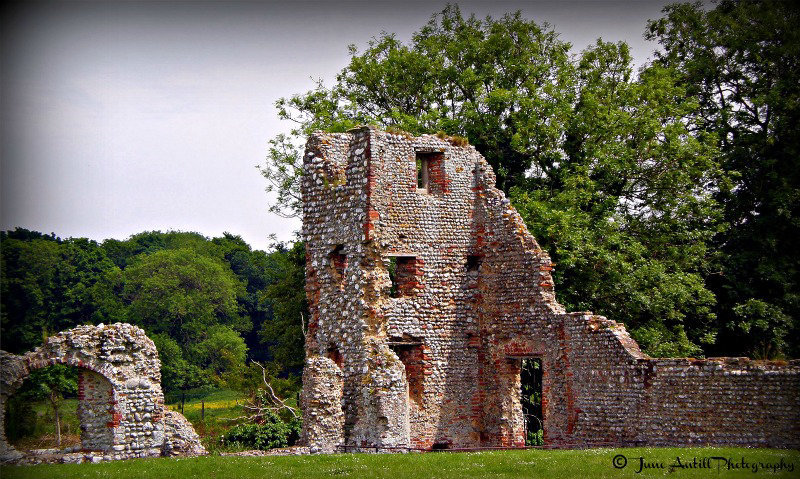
1, 323, 205, 464
300, 126, 799, 452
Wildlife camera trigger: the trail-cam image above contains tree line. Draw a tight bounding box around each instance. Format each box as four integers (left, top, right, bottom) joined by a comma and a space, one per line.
260, 0, 798, 359
0, 228, 307, 393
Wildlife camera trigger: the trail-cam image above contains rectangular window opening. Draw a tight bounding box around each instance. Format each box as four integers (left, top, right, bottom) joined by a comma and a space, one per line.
329, 245, 347, 286
388, 255, 419, 298
326, 346, 344, 368
466, 254, 482, 272
416, 154, 430, 192
416, 151, 447, 195
389, 340, 425, 404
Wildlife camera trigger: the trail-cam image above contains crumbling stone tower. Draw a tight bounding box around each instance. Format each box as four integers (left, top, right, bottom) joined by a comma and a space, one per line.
301, 126, 799, 452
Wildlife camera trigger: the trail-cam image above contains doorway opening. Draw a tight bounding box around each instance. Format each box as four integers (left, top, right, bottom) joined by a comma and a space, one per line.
520, 358, 543, 446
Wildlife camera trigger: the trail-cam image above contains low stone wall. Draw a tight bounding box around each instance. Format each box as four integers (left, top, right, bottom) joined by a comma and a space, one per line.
562, 313, 800, 448
1, 323, 206, 464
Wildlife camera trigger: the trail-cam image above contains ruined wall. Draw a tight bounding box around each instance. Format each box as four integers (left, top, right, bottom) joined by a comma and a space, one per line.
558, 313, 800, 448
1, 323, 205, 464
301, 126, 800, 452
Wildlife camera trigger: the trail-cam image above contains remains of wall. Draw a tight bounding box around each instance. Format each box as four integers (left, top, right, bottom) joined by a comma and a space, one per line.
301, 126, 800, 452
557, 313, 800, 448
0, 323, 206, 464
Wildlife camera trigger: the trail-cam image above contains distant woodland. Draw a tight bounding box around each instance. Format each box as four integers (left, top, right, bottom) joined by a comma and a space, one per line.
1, 229, 306, 394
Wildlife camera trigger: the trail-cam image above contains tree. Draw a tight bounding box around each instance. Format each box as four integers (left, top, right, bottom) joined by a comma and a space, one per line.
212, 233, 273, 361
193, 325, 249, 378
1, 234, 61, 352
646, 0, 800, 357
150, 333, 210, 392
25, 364, 78, 447
123, 248, 249, 347
259, 241, 308, 373
512, 39, 723, 356
1, 232, 124, 354
259, 4, 576, 217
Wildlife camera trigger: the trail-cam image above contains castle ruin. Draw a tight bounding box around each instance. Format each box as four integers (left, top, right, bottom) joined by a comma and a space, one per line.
300, 126, 799, 452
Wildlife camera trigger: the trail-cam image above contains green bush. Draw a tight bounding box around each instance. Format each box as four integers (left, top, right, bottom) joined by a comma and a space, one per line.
222, 411, 301, 450
526, 429, 544, 446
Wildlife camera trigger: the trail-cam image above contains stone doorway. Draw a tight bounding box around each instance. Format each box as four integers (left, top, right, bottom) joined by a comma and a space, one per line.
519, 358, 543, 446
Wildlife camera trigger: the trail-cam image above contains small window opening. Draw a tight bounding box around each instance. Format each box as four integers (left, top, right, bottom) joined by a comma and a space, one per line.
326, 346, 343, 368
431, 442, 450, 451
388, 256, 419, 298
466, 254, 482, 272
416, 153, 431, 192
329, 245, 346, 285
388, 339, 424, 404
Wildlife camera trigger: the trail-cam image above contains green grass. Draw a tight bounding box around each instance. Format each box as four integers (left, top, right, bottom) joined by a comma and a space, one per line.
1, 448, 797, 479
165, 388, 249, 453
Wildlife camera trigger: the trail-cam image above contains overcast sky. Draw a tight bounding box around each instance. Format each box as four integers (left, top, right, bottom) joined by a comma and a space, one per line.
1, 0, 672, 251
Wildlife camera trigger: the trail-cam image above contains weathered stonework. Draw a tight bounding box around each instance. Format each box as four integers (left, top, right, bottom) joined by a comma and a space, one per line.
1, 323, 205, 464
301, 126, 800, 452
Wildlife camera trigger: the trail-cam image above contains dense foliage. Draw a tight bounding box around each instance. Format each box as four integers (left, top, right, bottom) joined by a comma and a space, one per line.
645, 0, 800, 358
0, 229, 308, 392
222, 411, 301, 450
259, 1, 798, 358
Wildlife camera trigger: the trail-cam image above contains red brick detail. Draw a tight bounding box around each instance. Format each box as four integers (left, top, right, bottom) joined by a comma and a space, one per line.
394, 256, 424, 297
427, 153, 450, 194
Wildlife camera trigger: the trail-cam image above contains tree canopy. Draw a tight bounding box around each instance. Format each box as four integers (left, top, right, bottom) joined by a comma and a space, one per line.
646, 0, 800, 357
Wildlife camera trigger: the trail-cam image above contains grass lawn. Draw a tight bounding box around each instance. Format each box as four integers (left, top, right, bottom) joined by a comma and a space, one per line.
2, 447, 797, 479
165, 388, 249, 452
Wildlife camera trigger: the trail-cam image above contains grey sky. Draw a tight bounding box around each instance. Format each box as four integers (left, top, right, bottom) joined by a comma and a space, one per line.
1, 0, 672, 251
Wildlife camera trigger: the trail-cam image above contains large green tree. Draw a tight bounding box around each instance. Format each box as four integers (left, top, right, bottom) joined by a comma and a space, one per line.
1, 229, 124, 353
513, 40, 723, 356
259, 241, 308, 373
647, 0, 800, 357
123, 248, 250, 347
260, 5, 575, 215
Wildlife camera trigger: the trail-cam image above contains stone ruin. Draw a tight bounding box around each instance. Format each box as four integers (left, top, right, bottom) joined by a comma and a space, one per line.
300, 126, 800, 452
1, 323, 205, 464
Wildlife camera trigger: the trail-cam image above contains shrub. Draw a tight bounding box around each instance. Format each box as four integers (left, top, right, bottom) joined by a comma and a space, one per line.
526, 428, 544, 446
222, 410, 301, 450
